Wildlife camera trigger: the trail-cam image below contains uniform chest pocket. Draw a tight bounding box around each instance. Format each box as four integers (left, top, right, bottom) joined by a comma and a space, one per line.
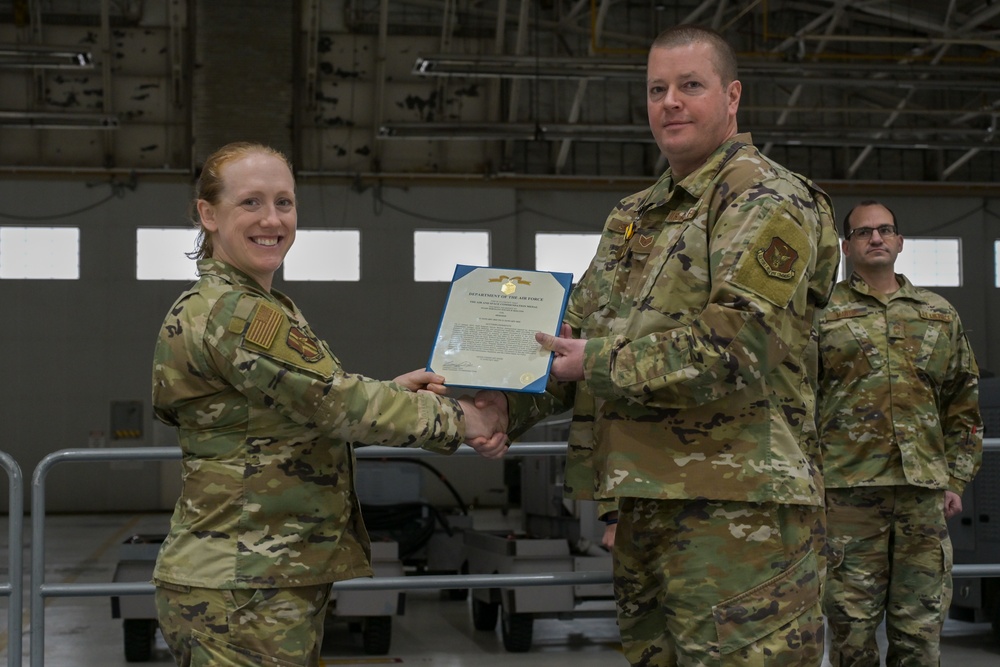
820, 309, 883, 380
574, 215, 632, 326
633, 212, 706, 317
912, 309, 952, 381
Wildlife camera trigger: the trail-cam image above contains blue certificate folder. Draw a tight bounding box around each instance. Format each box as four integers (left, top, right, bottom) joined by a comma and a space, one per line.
427, 265, 573, 393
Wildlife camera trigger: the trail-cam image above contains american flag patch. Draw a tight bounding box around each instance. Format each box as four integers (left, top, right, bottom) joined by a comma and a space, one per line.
245, 303, 282, 349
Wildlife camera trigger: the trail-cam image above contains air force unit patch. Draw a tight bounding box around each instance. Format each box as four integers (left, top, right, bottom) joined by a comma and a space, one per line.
756, 236, 799, 279
287, 326, 324, 362
732, 214, 809, 308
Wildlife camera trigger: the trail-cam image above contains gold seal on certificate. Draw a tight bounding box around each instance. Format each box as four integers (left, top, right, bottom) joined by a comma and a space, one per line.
427, 265, 572, 393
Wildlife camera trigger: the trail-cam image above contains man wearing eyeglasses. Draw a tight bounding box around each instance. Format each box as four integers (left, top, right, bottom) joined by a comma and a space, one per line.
818, 199, 983, 666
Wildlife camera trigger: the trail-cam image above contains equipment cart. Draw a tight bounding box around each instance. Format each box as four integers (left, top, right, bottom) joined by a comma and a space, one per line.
465, 451, 615, 652
327, 540, 404, 655
110, 534, 407, 660
111, 534, 164, 662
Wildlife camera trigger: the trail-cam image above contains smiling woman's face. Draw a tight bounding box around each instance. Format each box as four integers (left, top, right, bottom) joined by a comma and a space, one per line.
197, 151, 297, 292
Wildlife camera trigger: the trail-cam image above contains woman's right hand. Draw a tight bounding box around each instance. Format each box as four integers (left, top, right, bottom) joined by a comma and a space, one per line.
457, 397, 508, 459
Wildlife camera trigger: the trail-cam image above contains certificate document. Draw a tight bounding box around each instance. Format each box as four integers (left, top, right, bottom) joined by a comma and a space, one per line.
427, 265, 573, 393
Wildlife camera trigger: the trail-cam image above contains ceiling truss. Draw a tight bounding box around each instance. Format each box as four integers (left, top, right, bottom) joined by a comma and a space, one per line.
2, 1, 1000, 186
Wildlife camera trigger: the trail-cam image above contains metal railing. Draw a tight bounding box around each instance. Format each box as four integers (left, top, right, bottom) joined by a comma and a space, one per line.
0, 450, 23, 667
27, 442, 586, 667
19, 438, 1000, 666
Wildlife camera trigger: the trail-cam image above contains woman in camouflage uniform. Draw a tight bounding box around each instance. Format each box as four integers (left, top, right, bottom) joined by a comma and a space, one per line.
151, 142, 507, 666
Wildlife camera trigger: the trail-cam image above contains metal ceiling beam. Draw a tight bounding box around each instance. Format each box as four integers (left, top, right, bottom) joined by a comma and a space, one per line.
942, 147, 983, 180
852, 0, 1000, 44
378, 121, 1000, 149
764, 0, 849, 155
395, 0, 650, 49
553, 0, 610, 174
845, 0, 996, 179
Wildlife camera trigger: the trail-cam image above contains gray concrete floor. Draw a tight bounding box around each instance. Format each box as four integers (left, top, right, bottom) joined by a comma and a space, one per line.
1, 512, 998, 666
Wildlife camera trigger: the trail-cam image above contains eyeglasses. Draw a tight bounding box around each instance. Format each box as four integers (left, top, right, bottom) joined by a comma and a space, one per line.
846, 224, 898, 241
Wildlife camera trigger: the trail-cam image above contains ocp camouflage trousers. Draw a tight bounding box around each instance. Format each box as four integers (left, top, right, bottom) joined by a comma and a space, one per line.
154, 581, 332, 666
614, 497, 826, 667
824, 485, 952, 667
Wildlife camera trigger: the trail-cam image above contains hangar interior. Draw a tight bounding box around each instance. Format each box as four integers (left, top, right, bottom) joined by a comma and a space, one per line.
1, 1, 1000, 665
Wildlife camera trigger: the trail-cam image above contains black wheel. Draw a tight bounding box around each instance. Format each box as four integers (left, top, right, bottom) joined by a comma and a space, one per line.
123, 618, 156, 662
500, 606, 533, 652
362, 616, 392, 655
446, 586, 469, 601
472, 596, 499, 631
991, 585, 1000, 644
447, 562, 470, 601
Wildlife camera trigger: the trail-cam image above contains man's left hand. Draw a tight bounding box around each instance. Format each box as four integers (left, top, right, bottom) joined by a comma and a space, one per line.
944, 490, 963, 519
535, 324, 585, 381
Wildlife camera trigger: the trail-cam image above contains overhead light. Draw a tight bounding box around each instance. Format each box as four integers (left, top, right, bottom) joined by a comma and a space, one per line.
381, 123, 540, 141
413, 55, 642, 80
0, 44, 93, 69
0, 111, 118, 130
380, 123, 650, 142
412, 55, 1000, 90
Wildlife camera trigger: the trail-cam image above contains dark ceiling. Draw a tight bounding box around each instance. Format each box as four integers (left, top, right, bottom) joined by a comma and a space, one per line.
3, 1, 1000, 188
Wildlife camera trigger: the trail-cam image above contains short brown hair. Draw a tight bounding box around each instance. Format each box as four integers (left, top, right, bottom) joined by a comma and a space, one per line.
842, 199, 899, 238
650, 25, 738, 85
187, 142, 294, 260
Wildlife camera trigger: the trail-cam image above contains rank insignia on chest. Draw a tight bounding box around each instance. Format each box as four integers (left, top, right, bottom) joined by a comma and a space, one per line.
287, 326, 324, 362
756, 236, 799, 280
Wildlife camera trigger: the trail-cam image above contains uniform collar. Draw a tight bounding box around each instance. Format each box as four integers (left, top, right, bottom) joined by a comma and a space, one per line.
847, 271, 918, 302
641, 133, 754, 212
196, 258, 267, 291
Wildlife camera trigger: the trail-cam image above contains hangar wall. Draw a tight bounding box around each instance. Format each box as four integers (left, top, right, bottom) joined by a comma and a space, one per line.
0, 178, 997, 512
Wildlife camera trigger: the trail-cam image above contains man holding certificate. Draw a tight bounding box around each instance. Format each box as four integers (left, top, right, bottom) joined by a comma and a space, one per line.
478, 25, 841, 667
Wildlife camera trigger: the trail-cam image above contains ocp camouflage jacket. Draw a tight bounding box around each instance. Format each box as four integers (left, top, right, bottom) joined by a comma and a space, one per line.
818, 273, 982, 494
509, 134, 841, 507
151, 259, 465, 588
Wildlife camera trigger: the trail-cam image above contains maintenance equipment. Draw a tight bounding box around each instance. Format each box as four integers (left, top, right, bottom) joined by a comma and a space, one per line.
947, 378, 1000, 642
464, 419, 615, 652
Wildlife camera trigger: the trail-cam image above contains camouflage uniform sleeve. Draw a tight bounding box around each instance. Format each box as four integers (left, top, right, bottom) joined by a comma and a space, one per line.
204, 292, 466, 454
941, 317, 983, 495
505, 275, 591, 439
584, 189, 828, 408
505, 379, 574, 440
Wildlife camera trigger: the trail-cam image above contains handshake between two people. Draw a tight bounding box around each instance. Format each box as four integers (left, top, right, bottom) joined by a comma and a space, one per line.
395, 324, 584, 461
393, 369, 510, 460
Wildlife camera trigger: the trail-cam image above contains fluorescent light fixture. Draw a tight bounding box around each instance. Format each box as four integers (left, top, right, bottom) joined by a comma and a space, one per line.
379, 123, 649, 142
412, 55, 1000, 90
414, 55, 642, 80
0, 111, 119, 130
0, 44, 93, 69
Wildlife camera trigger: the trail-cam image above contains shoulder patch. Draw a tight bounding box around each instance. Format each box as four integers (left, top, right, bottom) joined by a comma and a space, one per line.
756, 237, 799, 279
246, 303, 283, 350
287, 326, 325, 362
730, 210, 810, 308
